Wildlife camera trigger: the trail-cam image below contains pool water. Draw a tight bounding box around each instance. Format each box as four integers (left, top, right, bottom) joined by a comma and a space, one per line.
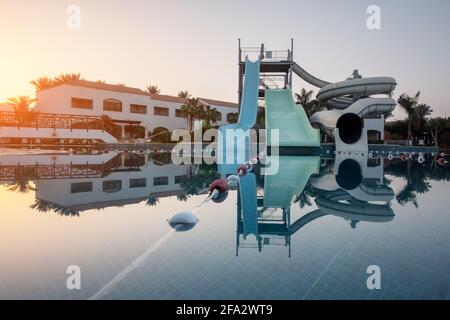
0, 151, 449, 300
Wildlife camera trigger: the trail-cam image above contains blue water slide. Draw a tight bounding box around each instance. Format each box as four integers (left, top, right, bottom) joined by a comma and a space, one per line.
218, 59, 260, 174
239, 173, 258, 239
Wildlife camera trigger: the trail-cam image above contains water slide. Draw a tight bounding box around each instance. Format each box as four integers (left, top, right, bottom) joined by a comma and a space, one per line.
220, 59, 260, 134
292, 61, 397, 145
265, 89, 320, 148
218, 59, 260, 174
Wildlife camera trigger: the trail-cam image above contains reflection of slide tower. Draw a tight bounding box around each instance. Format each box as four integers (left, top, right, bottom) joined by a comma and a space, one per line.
236, 156, 394, 256
238, 40, 397, 151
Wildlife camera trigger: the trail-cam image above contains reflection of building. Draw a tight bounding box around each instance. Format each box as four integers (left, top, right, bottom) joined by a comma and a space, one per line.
236, 156, 396, 256
0, 152, 193, 213
35, 80, 238, 140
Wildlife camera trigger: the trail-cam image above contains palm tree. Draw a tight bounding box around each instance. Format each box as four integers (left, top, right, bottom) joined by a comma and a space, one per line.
397, 91, 420, 145
412, 103, 433, 131
54, 73, 82, 84
6, 96, 36, 113
177, 91, 190, 99
426, 117, 448, 147
202, 105, 221, 128
295, 88, 314, 107
227, 112, 238, 124
304, 99, 325, 118
145, 85, 160, 95
30, 77, 54, 90
96, 80, 106, 84
180, 97, 205, 131
256, 107, 265, 129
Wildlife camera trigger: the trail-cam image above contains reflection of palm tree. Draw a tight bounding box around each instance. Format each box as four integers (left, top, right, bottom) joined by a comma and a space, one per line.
7, 166, 37, 193
7, 180, 36, 193
176, 194, 189, 202
396, 184, 418, 208
294, 182, 319, 208
30, 199, 79, 216
30, 198, 53, 212
385, 158, 434, 208
146, 196, 159, 207
180, 164, 219, 196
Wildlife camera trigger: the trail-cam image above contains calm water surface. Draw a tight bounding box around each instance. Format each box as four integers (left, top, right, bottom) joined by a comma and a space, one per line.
0, 150, 449, 299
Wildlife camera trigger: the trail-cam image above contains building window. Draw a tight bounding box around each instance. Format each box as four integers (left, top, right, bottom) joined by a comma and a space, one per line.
175, 175, 187, 184
130, 104, 147, 114
153, 176, 169, 186
129, 178, 147, 188
217, 112, 222, 121
103, 99, 122, 112
175, 109, 187, 118
71, 97, 93, 109
154, 106, 169, 116
71, 182, 93, 194
103, 180, 122, 193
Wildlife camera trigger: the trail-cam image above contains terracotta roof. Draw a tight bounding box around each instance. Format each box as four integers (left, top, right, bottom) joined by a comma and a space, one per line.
150, 94, 186, 104
36, 79, 238, 107
151, 94, 238, 108
41, 79, 149, 96
199, 97, 238, 108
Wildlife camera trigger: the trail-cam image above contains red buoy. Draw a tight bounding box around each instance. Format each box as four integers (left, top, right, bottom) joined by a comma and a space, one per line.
209, 179, 229, 194
237, 165, 247, 175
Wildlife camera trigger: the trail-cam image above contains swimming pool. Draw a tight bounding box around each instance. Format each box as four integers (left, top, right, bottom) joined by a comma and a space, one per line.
0, 150, 449, 300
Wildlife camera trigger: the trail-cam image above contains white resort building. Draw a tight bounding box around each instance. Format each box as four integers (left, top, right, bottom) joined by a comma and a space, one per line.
0, 80, 238, 144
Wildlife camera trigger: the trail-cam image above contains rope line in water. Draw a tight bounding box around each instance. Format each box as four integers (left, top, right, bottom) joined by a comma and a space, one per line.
89, 229, 175, 300
89, 151, 265, 299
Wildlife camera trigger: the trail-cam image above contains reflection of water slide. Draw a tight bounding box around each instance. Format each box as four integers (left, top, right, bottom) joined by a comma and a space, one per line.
292, 61, 397, 150
236, 156, 396, 254
315, 190, 394, 222
263, 156, 320, 208
265, 89, 320, 148
310, 155, 395, 202
239, 173, 258, 238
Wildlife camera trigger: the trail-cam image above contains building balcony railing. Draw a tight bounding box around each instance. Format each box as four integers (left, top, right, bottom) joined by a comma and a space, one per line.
0, 111, 122, 139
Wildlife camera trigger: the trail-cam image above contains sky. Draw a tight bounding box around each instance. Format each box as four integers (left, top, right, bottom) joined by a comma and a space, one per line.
1, 0, 449, 119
